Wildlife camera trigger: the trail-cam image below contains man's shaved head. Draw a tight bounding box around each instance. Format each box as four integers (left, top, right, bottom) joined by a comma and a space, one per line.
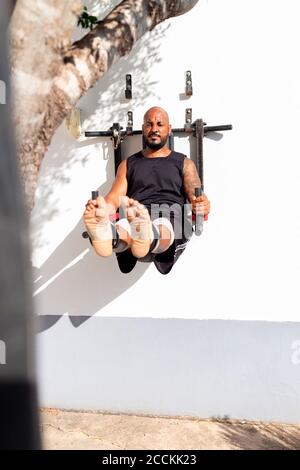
143, 107, 170, 124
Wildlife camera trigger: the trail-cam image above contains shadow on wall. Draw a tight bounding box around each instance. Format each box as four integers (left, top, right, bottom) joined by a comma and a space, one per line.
30, 128, 114, 254
31, 135, 149, 333
79, 23, 170, 130
32, 190, 149, 333
31, 122, 154, 333
31, 20, 172, 333
32, 132, 149, 331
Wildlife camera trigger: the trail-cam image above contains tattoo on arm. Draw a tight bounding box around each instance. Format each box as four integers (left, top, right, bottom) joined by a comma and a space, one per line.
183, 158, 201, 202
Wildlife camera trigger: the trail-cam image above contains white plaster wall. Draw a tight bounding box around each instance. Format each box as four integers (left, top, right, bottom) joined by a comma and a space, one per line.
31, 0, 300, 322
33, 0, 300, 420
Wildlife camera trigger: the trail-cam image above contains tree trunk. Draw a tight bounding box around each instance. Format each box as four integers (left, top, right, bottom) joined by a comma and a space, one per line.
10, 0, 83, 212
11, 0, 198, 211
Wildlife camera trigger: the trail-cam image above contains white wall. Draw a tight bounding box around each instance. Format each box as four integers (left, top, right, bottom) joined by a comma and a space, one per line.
33, 0, 300, 422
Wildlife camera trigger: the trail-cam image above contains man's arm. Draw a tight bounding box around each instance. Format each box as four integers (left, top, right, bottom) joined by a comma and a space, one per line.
183, 158, 210, 216
183, 158, 201, 203
104, 160, 128, 211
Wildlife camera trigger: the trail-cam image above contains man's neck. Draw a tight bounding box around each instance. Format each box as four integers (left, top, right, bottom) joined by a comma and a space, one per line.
142, 146, 171, 158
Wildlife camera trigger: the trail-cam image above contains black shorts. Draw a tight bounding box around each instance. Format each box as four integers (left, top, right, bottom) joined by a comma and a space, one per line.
116, 204, 193, 275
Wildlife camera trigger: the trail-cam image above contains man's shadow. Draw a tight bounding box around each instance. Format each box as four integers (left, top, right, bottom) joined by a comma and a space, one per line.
32, 219, 149, 332
32, 172, 149, 334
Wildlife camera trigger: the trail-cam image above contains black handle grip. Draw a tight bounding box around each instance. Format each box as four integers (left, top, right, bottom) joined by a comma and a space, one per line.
194, 187, 203, 236
85, 131, 113, 137
204, 124, 232, 133
195, 187, 202, 198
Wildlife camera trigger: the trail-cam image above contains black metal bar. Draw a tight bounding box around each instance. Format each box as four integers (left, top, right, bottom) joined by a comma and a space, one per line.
172, 124, 232, 134
85, 124, 232, 139
82, 191, 99, 239
195, 119, 204, 189
127, 130, 142, 136
168, 132, 174, 150
204, 124, 233, 133
85, 131, 113, 137
172, 128, 193, 134
114, 145, 122, 175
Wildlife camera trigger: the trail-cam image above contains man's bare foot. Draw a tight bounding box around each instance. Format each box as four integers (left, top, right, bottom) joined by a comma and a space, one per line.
126, 199, 153, 258
83, 196, 113, 257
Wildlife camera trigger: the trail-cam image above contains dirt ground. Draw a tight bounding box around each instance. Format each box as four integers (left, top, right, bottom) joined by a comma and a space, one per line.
40, 409, 300, 450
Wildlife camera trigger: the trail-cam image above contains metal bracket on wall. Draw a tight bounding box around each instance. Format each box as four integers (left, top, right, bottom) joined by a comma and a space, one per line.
126, 111, 133, 133
125, 74, 132, 99
185, 70, 193, 96
185, 108, 193, 132
111, 122, 123, 149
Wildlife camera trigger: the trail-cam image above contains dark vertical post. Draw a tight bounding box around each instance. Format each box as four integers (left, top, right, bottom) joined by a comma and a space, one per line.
111, 123, 122, 176
0, 0, 40, 449
195, 119, 204, 190
168, 132, 174, 151
194, 119, 206, 235
142, 135, 146, 150
194, 187, 203, 236
114, 146, 122, 176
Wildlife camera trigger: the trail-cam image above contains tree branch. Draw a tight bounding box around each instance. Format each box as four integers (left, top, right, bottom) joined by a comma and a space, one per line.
11, 0, 199, 211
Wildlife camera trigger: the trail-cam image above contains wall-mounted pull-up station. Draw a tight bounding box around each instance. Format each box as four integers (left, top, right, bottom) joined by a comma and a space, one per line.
85, 110, 232, 187
84, 110, 232, 237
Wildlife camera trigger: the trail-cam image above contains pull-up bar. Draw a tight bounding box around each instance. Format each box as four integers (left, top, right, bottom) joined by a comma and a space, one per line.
85, 120, 232, 187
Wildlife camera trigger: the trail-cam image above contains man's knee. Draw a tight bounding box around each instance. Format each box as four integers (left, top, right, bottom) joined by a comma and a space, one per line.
151, 217, 174, 254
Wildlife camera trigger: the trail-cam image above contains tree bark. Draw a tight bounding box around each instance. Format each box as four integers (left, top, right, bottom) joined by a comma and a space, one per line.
11, 0, 198, 211
10, 0, 83, 212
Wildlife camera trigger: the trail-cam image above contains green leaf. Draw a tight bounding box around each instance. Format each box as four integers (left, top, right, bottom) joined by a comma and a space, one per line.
77, 6, 99, 30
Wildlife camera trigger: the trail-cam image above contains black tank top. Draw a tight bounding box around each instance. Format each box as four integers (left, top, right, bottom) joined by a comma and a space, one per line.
126, 150, 186, 207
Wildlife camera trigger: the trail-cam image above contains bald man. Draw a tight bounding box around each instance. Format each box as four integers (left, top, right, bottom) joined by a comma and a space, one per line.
83, 107, 210, 274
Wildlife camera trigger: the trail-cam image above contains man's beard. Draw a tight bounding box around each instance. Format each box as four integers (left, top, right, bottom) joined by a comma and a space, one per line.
144, 134, 169, 150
